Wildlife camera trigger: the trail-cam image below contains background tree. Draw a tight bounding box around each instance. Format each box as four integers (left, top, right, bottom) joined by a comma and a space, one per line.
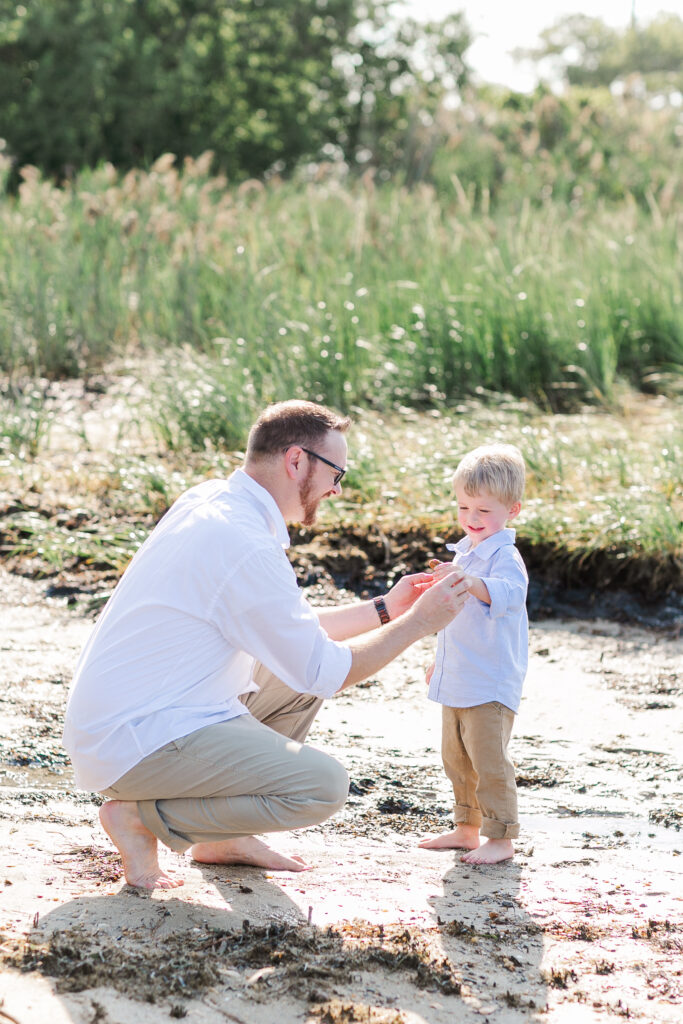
0, 0, 472, 181
515, 12, 683, 94
338, 11, 471, 177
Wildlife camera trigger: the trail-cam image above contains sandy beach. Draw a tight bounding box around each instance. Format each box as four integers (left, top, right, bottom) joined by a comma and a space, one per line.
0, 566, 681, 1023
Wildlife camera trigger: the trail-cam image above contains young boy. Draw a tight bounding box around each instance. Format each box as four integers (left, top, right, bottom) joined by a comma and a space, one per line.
419, 443, 528, 864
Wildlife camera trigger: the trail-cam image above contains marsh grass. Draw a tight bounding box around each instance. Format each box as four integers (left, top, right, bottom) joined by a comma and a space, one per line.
4, 510, 150, 575
147, 350, 255, 452
0, 385, 53, 458
1, 156, 680, 409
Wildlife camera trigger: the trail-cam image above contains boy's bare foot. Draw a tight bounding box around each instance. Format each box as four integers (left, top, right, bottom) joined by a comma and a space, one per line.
461, 838, 514, 864
418, 824, 480, 851
99, 801, 183, 890
190, 835, 310, 872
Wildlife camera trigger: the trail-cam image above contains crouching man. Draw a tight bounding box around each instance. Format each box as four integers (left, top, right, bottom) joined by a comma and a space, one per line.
63, 400, 469, 888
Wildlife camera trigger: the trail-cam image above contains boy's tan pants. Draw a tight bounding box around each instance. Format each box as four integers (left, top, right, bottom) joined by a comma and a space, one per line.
442, 701, 519, 840
100, 665, 349, 853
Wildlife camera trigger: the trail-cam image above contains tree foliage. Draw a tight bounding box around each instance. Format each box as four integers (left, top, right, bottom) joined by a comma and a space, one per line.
517, 12, 683, 93
0, 0, 471, 180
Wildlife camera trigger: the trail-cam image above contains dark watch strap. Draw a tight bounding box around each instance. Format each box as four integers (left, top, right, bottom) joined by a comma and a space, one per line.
373, 595, 391, 625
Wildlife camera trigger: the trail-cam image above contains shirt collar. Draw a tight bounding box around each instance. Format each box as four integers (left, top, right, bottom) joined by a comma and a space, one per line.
447, 527, 516, 560
227, 468, 291, 549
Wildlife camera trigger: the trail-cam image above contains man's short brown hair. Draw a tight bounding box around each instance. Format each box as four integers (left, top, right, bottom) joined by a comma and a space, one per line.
246, 400, 351, 459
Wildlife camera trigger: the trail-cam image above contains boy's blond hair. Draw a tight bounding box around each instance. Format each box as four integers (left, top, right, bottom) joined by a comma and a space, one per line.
453, 443, 525, 506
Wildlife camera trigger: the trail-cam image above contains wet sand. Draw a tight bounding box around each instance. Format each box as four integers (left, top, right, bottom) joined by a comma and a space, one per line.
0, 567, 681, 1023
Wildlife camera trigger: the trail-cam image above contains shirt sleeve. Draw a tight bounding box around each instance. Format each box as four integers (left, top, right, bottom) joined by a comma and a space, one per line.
207, 543, 352, 698
479, 546, 528, 620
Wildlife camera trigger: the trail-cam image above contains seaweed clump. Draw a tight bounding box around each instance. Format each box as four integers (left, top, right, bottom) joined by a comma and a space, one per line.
1, 919, 463, 1006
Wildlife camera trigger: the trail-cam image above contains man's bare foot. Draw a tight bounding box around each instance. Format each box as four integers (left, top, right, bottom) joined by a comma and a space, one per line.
461, 838, 514, 864
418, 824, 480, 851
99, 801, 183, 890
190, 835, 310, 872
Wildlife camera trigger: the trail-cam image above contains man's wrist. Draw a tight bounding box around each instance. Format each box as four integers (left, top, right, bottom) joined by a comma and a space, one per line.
373, 595, 391, 626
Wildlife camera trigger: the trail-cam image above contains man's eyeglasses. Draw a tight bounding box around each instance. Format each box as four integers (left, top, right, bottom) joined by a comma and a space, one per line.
300, 446, 346, 486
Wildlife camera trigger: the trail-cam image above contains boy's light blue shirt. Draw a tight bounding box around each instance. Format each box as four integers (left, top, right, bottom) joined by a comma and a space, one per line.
428, 528, 528, 713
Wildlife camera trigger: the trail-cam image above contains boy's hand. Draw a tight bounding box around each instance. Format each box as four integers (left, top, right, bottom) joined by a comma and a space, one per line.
425, 661, 434, 686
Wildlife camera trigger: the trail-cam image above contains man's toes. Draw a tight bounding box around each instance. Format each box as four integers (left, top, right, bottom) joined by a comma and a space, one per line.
288, 857, 310, 871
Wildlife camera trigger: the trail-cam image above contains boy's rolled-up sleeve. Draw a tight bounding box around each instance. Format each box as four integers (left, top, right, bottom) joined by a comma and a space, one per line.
480, 547, 528, 619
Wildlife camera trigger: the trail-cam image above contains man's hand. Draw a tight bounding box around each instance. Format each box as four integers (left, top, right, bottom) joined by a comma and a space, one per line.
430, 561, 488, 605
425, 661, 435, 686
341, 572, 471, 690
385, 572, 435, 620
409, 572, 470, 634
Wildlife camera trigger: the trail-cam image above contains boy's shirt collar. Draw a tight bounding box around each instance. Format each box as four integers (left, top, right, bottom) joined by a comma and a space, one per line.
446, 527, 516, 561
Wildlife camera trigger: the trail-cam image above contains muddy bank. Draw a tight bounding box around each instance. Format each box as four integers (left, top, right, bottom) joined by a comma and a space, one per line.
2, 511, 681, 629
287, 528, 683, 631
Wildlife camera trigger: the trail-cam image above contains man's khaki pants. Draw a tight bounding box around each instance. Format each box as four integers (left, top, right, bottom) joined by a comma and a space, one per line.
442, 701, 519, 840
100, 665, 349, 853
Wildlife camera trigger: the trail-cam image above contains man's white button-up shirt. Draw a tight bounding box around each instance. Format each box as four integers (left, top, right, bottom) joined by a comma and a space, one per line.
63, 469, 352, 791
427, 528, 528, 713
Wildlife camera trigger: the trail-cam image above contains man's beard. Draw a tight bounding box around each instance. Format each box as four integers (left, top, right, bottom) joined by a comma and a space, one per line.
299, 466, 320, 527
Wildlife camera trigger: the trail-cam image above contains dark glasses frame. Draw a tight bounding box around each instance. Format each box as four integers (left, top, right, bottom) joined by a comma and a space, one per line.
298, 446, 346, 486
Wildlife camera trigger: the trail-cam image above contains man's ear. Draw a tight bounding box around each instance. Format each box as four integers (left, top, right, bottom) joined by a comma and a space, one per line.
508, 501, 522, 521
284, 445, 304, 481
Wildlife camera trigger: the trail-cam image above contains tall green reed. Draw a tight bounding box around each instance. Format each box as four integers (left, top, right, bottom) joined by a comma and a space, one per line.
1, 158, 680, 416
0, 385, 53, 458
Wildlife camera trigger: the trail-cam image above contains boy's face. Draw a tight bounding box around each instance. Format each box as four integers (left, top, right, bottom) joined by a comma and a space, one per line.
455, 485, 521, 547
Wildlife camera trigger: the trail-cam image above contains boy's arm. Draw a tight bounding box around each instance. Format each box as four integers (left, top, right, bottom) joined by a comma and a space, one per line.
431, 550, 526, 615
478, 549, 527, 618
463, 575, 491, 605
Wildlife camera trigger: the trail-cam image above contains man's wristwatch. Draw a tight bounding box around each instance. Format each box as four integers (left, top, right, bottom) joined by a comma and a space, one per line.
373, 595, 391, 625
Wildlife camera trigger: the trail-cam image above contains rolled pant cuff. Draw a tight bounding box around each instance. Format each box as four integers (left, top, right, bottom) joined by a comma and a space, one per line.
454, 804, 483, 828
481, 817, 519, 840
138, 799, 194, 854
